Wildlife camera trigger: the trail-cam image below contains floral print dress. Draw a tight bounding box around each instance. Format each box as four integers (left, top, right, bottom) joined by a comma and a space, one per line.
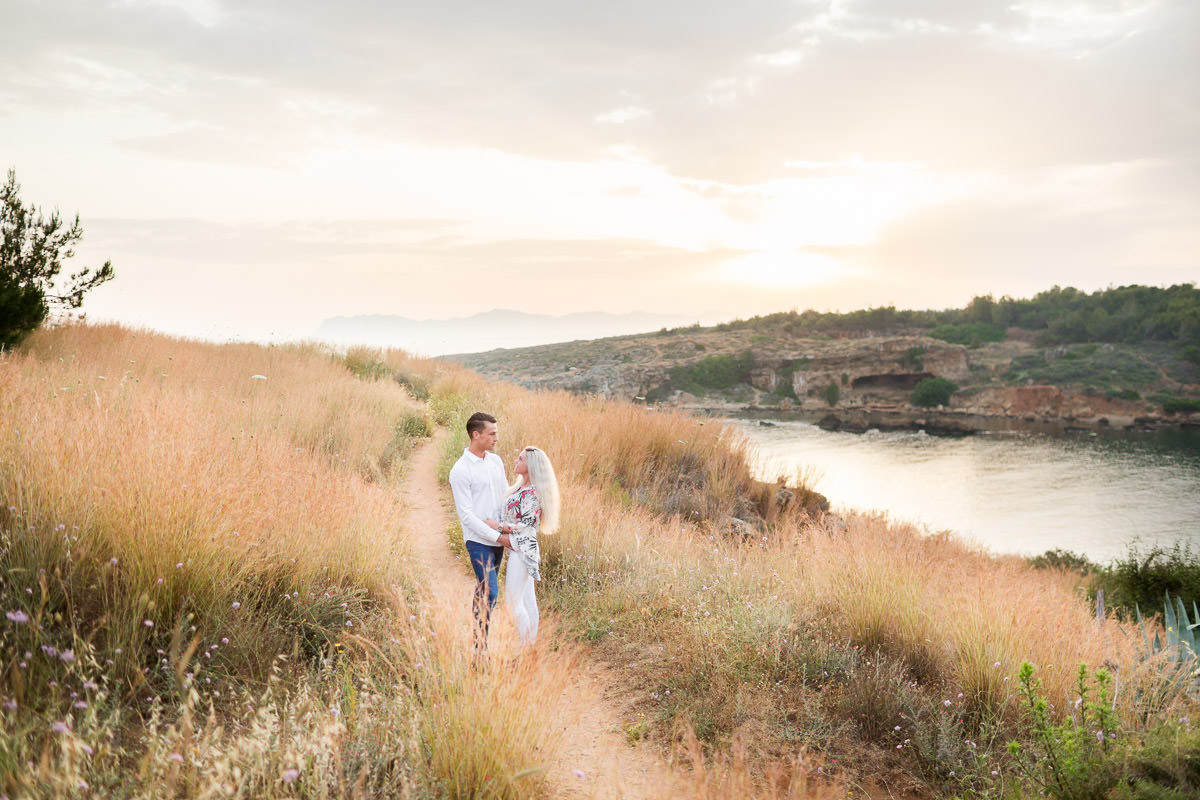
502, 485, 542, 581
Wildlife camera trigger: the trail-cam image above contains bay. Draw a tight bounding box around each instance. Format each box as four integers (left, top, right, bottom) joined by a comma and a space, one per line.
731, 418, 1200, 563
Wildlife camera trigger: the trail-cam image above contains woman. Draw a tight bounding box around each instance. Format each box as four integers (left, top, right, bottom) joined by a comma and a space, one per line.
487, 446, 560, 644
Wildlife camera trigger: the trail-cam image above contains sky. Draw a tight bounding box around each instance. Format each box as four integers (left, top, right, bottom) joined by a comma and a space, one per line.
2, 0, 1197, 350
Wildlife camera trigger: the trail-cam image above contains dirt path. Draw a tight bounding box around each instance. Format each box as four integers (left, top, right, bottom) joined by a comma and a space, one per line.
401, 431, 683, 800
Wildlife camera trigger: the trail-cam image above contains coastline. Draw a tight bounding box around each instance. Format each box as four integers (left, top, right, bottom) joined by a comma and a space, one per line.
678, 400, 1200, 437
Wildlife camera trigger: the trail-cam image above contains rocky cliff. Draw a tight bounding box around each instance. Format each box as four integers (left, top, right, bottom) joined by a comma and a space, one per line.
448, 326, 1197, 433
452, 329, 966, 403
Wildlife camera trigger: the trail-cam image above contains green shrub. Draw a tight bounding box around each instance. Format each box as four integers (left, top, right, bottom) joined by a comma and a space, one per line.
1003, 345, 1159, 390
910, 377, 958, 407
929, 322, 1006, 346
1029, 549, 1098, 575
670, 351, 755, 391
1091, 543, 1200, 614
1007, 663, 1123, 799
824, 382, 840, 405
1160, 396, 1200, 414
1007, 663, 1200, 800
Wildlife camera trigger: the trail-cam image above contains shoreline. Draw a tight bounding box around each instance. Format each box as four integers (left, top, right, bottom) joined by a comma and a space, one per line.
677, 402, 1200, 438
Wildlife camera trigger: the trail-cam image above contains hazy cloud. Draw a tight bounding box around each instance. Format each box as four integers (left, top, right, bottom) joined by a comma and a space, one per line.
7, 1, 1191, 177
3, 0, 1195, 343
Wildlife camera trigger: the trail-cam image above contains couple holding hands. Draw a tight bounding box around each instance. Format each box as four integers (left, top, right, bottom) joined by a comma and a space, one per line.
447, 411, 560, 646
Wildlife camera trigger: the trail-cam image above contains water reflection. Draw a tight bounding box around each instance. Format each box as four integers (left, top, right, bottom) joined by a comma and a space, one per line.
732, 419, 1200, 563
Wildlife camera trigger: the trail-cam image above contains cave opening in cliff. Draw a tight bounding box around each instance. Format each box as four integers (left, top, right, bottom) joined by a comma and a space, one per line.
851, 372, 934, 391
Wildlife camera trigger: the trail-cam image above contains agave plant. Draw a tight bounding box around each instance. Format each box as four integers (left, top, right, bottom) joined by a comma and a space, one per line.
1135, 592, 1200, 661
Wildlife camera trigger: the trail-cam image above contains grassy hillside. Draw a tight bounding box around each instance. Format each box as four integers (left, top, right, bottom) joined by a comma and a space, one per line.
0, 326, 564, 799
3, 324, 1198, 799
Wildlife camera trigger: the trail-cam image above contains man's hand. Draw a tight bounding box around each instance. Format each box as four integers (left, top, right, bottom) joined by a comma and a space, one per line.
484, 518, 500, 530
497, 533, 512, 549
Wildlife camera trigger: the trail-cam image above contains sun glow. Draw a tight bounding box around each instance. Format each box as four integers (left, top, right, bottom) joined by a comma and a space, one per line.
717, 250, 844, 289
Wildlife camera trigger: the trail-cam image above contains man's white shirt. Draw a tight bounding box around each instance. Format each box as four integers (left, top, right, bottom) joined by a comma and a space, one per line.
447, 448, 508, 546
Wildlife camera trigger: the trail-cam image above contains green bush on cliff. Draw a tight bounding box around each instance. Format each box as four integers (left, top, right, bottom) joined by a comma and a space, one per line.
1003, 345, 1160, 391
670, 350, 755, 392
1157, 395, 1200, 414
930, 322, 1006, 347
824, 382, 839, 405
1105, 388, 1140, 402
910, 377, 958, 407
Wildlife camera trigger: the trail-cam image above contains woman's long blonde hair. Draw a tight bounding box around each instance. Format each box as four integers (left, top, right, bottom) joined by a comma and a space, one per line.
510, 446, 560, 534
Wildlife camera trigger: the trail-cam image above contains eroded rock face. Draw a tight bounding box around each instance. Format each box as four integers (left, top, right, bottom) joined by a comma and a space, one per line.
450, 329, 1197, 431
748, 367, 779, 392
457, 334, 970, 406
779, 337, 968, 406
963, 386, 1145, 423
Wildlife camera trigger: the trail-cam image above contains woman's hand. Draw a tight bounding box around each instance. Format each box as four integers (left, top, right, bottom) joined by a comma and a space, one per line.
484, 518, 500, 530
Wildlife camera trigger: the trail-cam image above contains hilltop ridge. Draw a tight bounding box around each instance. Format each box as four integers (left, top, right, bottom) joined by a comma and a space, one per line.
449, 285, 1200, 434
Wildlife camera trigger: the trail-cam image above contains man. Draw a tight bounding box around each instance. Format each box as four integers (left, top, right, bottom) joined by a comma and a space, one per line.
447, 411, 512, 646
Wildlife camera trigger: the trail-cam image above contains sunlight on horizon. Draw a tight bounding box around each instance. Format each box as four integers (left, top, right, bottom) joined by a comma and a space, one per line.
717, 250, 844, 289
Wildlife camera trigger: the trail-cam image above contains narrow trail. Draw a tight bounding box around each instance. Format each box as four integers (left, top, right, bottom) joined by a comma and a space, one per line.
401, 430, 684, 800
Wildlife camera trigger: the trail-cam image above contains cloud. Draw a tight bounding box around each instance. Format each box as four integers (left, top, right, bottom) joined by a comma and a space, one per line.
596, 106, 650, 124
3, 0, 1196, 338
4, 0, 1194, 182
852, 157, 1200, 304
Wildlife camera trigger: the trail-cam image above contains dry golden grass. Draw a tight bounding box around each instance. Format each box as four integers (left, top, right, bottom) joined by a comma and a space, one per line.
401, 353, 1197, 796
1, 325, 424, 683
5, 325, 1193, 800
400, 614, 575, 800
0, 325, 565, 800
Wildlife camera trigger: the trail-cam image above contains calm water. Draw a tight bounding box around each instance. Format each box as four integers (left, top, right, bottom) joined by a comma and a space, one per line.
732, 418, 1200, 562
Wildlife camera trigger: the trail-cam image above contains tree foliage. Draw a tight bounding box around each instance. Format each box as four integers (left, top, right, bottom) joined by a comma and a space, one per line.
928, 321, 1006, 346
1, 169, 114, 348
711, 284, 1200, 353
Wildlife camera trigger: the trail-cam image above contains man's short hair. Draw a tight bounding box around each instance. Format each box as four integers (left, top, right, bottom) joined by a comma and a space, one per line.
465, 411, 497, 439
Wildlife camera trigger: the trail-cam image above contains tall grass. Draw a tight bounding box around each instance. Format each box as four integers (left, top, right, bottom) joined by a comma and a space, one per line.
8, 325, 1192, 799
0, 325, 564, 799
398, 351, 1199, 797
1, 325, 422, 685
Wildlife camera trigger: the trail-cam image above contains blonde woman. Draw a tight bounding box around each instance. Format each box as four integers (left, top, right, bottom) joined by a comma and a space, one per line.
487, 446, 560, 643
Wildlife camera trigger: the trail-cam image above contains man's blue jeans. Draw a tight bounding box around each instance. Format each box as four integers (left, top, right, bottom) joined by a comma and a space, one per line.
465, 540, 504, 645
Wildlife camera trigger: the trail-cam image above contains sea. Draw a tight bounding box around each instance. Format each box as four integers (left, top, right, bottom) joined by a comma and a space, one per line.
732, 417, 1200, 563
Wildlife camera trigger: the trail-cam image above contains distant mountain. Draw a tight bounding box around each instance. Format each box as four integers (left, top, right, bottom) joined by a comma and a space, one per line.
314, 310, 717, 356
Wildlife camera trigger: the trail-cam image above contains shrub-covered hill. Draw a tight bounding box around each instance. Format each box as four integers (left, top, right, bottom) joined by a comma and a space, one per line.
450, 284, 1200, 430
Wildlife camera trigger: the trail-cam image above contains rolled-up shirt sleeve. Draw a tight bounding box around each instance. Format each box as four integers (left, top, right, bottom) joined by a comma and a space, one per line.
448, 466, 502, 544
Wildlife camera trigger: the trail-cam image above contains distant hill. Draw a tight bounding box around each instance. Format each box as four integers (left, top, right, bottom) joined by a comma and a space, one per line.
314, 310, 719, 356
448, 285, 1200, 431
